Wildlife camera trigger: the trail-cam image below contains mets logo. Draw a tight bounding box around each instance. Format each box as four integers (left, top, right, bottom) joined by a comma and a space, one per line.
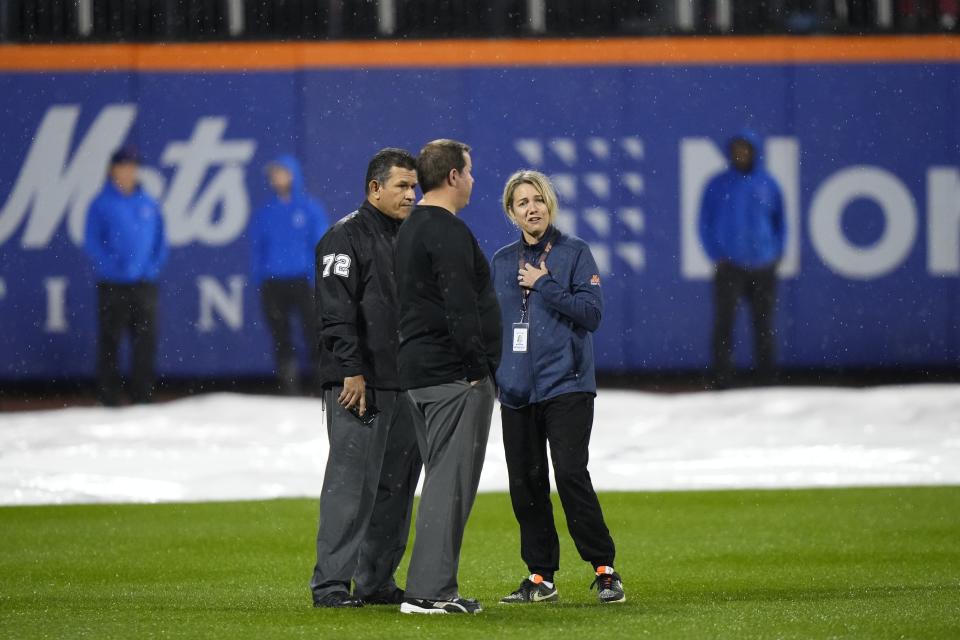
590, 274, 601, 286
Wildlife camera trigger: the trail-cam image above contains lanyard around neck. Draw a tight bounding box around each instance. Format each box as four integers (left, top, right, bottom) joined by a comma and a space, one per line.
517, 228, 555, 321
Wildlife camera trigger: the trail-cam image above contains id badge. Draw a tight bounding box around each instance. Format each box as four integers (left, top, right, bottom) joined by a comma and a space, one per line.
512, 322, 529, 353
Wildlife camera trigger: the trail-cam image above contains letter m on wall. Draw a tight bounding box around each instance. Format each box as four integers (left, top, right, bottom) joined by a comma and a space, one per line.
0, 104, 137, 248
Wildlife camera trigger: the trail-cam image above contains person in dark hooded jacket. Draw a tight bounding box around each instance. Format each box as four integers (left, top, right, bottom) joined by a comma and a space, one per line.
698, 130, 786, 387
249, 155, 330, 394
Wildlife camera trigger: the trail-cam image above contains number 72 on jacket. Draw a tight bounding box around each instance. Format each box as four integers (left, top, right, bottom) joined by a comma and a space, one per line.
321, 253, 351, 278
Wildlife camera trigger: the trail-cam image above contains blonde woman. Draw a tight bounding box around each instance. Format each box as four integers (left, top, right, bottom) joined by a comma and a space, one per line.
490, 170, 625, 605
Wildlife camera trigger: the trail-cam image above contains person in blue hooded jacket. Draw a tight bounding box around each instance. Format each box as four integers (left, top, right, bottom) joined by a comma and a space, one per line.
249, 155, 330, 394
698, 130, 786, 388
84, 146, 168, 406
491, 170, 625, 606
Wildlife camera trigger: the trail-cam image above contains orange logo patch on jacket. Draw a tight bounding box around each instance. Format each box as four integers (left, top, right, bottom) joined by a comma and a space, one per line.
590, 274, 601, 286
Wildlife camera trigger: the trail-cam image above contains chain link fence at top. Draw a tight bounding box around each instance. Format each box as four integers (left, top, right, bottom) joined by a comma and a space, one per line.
0, 0, 956, 43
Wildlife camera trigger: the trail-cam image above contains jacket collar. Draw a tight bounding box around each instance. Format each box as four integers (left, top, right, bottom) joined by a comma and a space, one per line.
522, 225, 559, 251
360, 200, 402, 234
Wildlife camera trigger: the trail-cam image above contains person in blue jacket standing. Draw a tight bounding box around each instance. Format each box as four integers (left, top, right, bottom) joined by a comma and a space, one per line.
84, 146, 168, 406
249, 155, 330, 394
698, 130, 786, 388
491, 170, 625, 606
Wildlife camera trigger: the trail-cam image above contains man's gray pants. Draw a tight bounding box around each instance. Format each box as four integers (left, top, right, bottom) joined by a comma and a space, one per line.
310, 387, 422, 600
404, 377, 495, 601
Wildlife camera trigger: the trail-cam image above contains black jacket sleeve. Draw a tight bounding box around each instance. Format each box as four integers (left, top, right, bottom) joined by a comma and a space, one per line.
315, 224, 363, 377
428, 218, 490, 381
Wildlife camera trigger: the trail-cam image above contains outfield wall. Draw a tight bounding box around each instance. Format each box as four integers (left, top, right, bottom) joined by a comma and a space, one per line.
0, 36, 958, 379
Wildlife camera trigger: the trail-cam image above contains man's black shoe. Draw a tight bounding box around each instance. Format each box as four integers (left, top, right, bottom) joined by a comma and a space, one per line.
400, 596, 482, 614
361, 585, 404, 605
313, 591, 363, 608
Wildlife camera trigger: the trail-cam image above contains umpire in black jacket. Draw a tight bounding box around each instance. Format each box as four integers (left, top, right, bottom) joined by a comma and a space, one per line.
309, 148, 423, 608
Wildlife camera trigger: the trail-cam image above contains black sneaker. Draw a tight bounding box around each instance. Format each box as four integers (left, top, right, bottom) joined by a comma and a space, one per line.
400, 596, 482, 614
590, 566, 626, 604
500, 574, 559, 603
313, 591, 363, 608
361, 585, 405, 605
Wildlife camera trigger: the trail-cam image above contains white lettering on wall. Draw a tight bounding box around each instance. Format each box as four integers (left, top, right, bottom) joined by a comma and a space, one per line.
928, 167, 960, 276
160, 118, 256, 246
680, 138, 726, 279
680, 137, 957, 280
43, 277, 69, 332
0, 105, 137, 248
809, 166, 917, 280
0, 105, 257, 250
197, 275, 245, 332
765, 137, 800, 278
13, 273, 255, 334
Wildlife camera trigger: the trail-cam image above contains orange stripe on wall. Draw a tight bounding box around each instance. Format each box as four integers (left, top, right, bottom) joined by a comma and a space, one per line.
0, 36, 957, 72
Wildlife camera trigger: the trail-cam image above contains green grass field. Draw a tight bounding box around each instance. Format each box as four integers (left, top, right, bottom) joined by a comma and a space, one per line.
2, 487, 959, 639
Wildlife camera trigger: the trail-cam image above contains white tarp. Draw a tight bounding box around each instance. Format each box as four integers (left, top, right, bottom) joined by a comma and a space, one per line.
1, 385, 958, 505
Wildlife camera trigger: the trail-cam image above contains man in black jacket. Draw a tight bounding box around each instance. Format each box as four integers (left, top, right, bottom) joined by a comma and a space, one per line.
395, 139, 502, 615
309, 148, 423, 608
